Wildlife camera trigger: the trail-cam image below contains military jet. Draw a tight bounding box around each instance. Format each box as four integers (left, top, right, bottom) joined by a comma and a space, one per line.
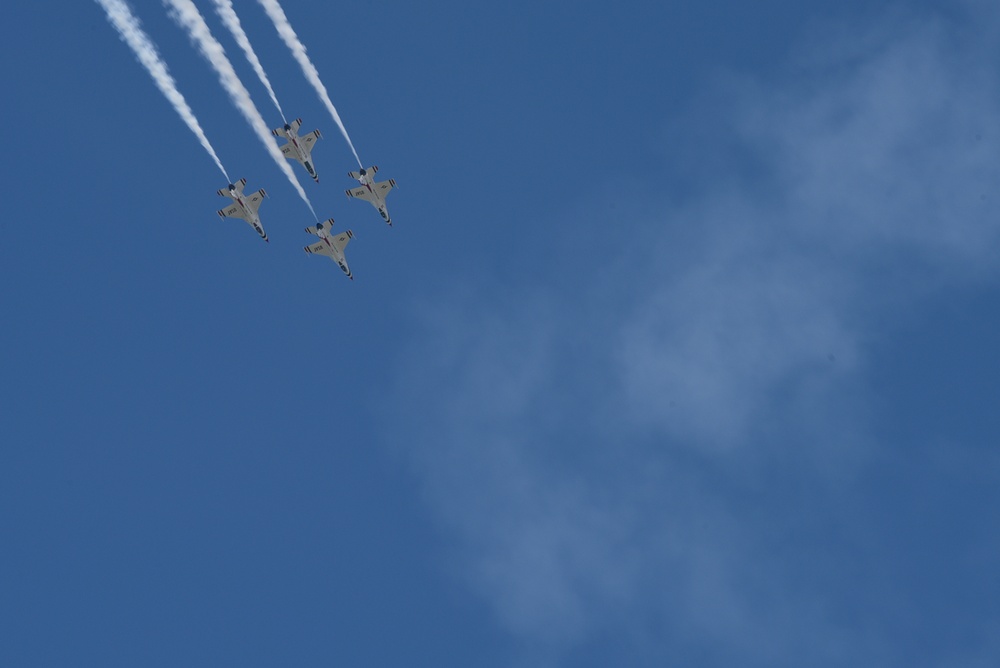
216, 178, 268, 242
304, 218, 355, 280
272, 118, 322, 182
345, 166, 396, 226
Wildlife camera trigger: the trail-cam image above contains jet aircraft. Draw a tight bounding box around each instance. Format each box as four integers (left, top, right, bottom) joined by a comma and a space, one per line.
304, 218, 355, 280
345, 166, 396, 225
272, 118, 322, 182
217, 178, 269, 241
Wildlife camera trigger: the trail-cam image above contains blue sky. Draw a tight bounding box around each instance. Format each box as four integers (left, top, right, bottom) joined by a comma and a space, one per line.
2, 0, 1000, 666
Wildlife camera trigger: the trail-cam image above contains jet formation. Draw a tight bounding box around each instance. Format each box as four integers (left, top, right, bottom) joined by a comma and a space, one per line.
215, 117, 397, 281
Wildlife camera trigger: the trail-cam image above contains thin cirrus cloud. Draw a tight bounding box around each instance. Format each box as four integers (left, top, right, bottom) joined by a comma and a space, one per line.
388, 6, 1000, 667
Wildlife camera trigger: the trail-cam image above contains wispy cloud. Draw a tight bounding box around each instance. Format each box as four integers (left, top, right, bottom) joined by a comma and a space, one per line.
387, 6, 1000, 666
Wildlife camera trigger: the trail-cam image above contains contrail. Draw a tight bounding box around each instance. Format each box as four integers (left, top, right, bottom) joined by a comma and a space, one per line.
257, 0, 363, 168
94, 0, 230, 182
163, 0, 316, 219
210, 0, 287, 125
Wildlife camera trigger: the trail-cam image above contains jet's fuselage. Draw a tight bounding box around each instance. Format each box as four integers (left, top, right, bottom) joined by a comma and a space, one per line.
282, 126, 318, 181
357, 180, 390, 221
230, 190, 263, 236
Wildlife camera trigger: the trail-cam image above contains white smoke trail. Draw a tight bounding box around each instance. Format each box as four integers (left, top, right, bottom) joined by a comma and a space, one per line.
210, 0, 287, 125
163, 0, 317, 219
257, 0, 363, 168
95, 0, 230, 182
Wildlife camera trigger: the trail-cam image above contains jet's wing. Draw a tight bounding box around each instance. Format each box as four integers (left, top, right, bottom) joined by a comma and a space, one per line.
305, 230, 353, 254
346, 186, 376, 203
246, 189, 266, 214
218, 204, 246, 221
280, 142, 295, 158
374, 179, 396, 197
304, 240, 335, 258
329, 231, 352, 252
300, 130, 320, 155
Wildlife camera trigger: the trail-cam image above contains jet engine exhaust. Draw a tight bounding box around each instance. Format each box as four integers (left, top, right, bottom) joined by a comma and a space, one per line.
95, 0, 230, 182
163, 0, 317, 220
210, 0, 288, 125
256, 0, 363, 168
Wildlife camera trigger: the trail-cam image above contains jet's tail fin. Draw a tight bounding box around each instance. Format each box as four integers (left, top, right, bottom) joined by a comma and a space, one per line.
305, 218, 335, 236
348, 165, 378, 180
217, 177, 247, 197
